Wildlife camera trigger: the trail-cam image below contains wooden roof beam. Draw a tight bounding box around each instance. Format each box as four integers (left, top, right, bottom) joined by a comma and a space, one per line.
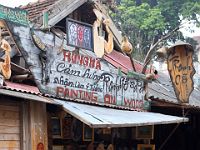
0, 57, 30, 74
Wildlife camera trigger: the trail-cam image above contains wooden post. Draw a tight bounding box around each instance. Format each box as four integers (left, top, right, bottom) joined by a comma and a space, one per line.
21, 101, 31, 150
30, 101, 48, 150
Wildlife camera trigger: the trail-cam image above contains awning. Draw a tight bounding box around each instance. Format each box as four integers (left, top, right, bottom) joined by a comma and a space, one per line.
55, 99, 188, 128
0, 89, 59, 105
0, 81, 60, 105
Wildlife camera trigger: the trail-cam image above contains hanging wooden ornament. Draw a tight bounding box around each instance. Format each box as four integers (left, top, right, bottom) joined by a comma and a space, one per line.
0, 39, 11, 79
93, 9, 105, 58
103, 19, 114, 54
167, 41, 195, 103
121, 36, 133, 54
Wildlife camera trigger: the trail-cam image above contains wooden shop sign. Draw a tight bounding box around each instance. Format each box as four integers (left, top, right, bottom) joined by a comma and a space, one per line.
50, 50, 145, 110
6, 24, 146, 110
167, 42, 195, 103
0, 4, 29, 26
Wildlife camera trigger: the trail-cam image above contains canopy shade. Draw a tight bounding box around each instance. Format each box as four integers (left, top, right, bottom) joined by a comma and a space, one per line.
55, 99, 188, 128
0, 88, 59, 104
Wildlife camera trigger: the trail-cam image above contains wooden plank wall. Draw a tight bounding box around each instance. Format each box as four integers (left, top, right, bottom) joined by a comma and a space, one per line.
21, 101, 31, 150
0, 99, 21, 150
30, 101, 48, 150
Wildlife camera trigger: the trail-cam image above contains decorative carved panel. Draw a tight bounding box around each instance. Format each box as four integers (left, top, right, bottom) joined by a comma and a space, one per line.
167, 43, 195, 103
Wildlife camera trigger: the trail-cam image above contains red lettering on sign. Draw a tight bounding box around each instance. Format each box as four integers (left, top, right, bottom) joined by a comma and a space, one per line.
56, 87, 98, 102
71, 89, 78, 97
71, 53, 77, 64
63, 51, 71, 62
96, 60, 101, 70
104, 94, 116, 105
124, 98, 143, 109
89, 57, 95, 68
84, 56, 89, 67
63, 51, 101, 70
57, 86, 64, 95
64, 88, 70, 97
79, 55, 84, 66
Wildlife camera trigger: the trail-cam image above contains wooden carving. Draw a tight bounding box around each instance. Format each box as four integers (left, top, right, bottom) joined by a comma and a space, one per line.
0, 39, 11, 79
121, 36, 133, 54
31, 28, 65, 84
93, 9, 105, 58
93, 9, 114, 57
167, 42, 195, 103
103, 19, 114, 54
31, 28, 46, 51
31, 28, 48, 84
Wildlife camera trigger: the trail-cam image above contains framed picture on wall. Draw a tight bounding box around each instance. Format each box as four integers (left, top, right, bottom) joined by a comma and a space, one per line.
82, 124, 94, 141
51, 117, 62, 138
52, 145, 64, 150
136, 125, 154, 139
137, 144, 155, 150
66, 18, 93, 51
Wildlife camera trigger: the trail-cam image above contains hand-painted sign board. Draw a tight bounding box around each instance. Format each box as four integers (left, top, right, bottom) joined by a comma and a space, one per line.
67, 18, 93, 51
6, 22, 147, 111
167, 41, 195, 103
0, 4, 29, 26
52, 50, 145, 110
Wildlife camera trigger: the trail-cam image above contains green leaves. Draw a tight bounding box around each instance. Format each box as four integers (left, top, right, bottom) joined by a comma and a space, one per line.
111, 0, 200, 61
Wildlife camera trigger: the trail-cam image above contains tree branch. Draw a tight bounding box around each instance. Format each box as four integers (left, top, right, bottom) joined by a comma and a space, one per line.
141, 26, 180, 74
128, 53, 136, 72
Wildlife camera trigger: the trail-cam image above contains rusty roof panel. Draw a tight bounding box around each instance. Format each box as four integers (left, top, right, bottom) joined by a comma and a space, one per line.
1, 82, 59, 104
104, 50, 153, 73
4, 81, 40, 95
0, 88, 59, 104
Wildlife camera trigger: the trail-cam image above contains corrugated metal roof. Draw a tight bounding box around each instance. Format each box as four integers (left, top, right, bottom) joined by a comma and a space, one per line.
1, 81, 59, 104
2, 81, 139, 110
148, 71, 200, 108
104, 50, 153, 74
55, 99, 188, 128
4, 81, 40, 94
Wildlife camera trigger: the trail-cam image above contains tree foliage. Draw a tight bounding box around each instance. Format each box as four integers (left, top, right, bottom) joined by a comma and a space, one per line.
111, 0, 200, 61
